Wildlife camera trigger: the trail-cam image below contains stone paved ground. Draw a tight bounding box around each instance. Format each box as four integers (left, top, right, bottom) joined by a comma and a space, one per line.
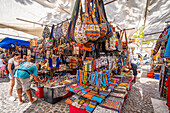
0, 66, 168, 113
122, 71, 160, 113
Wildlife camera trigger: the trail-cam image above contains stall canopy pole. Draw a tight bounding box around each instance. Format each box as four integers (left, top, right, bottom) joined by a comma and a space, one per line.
165, 21, 170, 23
144, 0, 150, 26
144, 31, 162, 36
16, 18, 71, 27
104, 0, 117, 5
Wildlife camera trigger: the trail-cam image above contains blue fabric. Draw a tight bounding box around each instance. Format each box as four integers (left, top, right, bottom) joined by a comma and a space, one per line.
69, 88, 74, 92
166, 28, 170, 38
92, 96, 103, 103
85, 106, 94, 112
81, 90, 88, 93
77, 70, 80, 85
95, 71, 98, 85
78, 85, 85, 90
109, 82, 118, 86
90, 101, 97, 105
99, 92, 108, 97
14, 62, 38, 79
133, 70, 137, 76
91, 74, 93, 84
80, 96, 86, 100
0, 37, 30, 49
100, 72, 107, 86
105, 70, 110, 83
165, 29, 170, 58
108, 86, 115, 91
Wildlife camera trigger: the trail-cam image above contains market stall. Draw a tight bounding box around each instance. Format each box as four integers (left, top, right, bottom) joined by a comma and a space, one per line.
27, 0, 137, 113
151, 25, 170, 110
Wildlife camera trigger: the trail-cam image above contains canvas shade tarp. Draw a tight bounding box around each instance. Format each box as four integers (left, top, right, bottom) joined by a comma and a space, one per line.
0, 37, 30, 49
0, 0, 169, 40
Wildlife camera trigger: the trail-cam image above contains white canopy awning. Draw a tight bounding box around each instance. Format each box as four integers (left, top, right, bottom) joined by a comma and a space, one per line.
0, 0, 169, 40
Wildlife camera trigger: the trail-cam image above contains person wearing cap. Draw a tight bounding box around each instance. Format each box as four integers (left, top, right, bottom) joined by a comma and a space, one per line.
14, 62, 42, 104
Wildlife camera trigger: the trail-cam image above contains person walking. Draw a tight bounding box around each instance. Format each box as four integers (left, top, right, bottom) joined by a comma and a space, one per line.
0, 54, 7, 78
14, 62, 42, 104
8, 52, 20, 101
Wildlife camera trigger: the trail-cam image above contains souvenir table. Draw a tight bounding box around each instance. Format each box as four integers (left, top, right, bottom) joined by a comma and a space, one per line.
65, 94, 98, 113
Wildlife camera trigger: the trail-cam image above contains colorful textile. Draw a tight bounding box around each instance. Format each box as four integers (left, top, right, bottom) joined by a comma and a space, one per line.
81, 90, 88, 93
100, 99, 121, 111
110, 92, 126, 98
85, 106, 94, 112
91, 96, 103, 103
99, 92, 108, 97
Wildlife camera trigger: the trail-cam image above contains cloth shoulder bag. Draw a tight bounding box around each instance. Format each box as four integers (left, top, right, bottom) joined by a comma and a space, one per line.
53, 24, 63, 40
96, 0, 107, 38
75, 2, 89, 44
121, 29, 128, 50
85, 0, 100, 41
99, 0, 113, 38
42, 26, 50, 38
65, 0, 80, 42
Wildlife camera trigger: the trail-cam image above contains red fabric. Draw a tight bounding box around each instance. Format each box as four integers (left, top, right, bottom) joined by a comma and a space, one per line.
69, 104, 88, 113
159, 34, 162, 38
165, 76, 170, 111
62, 92, 72, 99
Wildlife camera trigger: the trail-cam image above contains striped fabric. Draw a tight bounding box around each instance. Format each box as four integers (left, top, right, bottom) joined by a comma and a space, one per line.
96, 0, 107, 37
85, 0, 100, 41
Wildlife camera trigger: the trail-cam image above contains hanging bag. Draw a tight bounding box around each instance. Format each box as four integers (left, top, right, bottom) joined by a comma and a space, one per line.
65, 0, 81, 42
121, 29, 128, 50
100, 0, 113, 38
53, 24, 63, 40
96, 0, 107, 38
62, 21, 69, 37
118, 30, 123, 51
75, 2, 89, 44
84, 0, 100, 41
42, 25, 50, 38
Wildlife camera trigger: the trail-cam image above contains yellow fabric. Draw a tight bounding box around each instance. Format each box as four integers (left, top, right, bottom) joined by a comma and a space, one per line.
88, 104, 95, 108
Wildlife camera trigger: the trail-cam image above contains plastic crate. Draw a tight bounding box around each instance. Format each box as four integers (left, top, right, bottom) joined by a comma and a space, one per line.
43, 87, 62, 104
35, 87, 44, 98
147, 72, 154, 78
154, 73, 160, 80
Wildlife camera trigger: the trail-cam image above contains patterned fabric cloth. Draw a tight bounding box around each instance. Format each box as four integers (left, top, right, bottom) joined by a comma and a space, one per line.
160, 34, 168, 57
93, 106, 118, 113
62, 21, 69, 37
99, 99, 122, 111
75, 16, 88, 44
42, 26, 50, 38
53, 24, 63, 40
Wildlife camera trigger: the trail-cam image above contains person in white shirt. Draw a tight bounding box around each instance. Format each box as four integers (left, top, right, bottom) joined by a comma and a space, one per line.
8, 52, 20, 101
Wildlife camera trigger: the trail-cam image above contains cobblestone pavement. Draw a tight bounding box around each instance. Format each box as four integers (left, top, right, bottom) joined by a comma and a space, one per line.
0, 70, 166, 113
122, 71, 162, 113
